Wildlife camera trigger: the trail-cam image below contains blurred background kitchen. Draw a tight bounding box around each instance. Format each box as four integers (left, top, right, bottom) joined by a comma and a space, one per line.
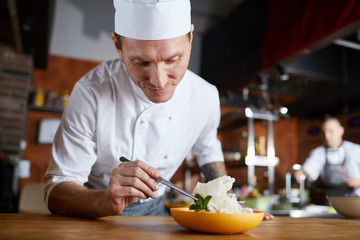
1, 0, 360, 215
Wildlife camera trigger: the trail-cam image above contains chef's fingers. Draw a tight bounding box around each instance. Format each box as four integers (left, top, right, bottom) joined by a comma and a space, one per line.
108, 169, 157, 200
346, 178, 360, 188
115, 160, 160, 196
104, 178, 140, 215
253, 208, 274, 220
346, 179, 354, 187
119, 159, 161, 179
117, 175, 159, 199
118, 161, 160, 189
109, 178, 156, 199
263, 211, 274, 220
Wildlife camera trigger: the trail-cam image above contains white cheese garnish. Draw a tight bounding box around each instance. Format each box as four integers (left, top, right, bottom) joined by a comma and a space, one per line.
192, 176, 253, 213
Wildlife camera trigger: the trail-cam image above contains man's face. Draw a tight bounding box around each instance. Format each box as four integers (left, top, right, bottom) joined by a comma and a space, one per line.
112, 29, 193, 103
322, 119, 344, 149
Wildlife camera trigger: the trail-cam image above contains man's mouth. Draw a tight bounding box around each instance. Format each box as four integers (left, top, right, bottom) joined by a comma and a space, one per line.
147, 86, 169, 93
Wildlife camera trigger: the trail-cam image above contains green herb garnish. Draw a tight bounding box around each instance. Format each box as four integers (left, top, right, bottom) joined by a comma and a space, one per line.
189, 194, 212, 212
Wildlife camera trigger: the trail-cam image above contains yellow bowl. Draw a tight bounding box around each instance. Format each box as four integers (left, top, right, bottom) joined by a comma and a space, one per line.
170, 208, 264, 234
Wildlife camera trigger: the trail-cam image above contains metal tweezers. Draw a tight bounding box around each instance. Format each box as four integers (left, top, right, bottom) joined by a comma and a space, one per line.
119, 156, 198, 201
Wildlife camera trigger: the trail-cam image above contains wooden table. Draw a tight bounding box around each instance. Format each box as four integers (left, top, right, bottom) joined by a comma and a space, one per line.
0, 213, 359, 239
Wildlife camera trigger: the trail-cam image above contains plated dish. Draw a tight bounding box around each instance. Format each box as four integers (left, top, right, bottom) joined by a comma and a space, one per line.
170, 207, 264, 234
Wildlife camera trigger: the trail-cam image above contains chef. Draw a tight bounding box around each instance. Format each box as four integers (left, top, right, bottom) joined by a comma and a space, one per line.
295, 117, 360, 197
44, 0, 230, 218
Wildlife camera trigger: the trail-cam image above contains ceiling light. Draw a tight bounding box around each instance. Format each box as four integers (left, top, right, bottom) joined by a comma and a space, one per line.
279, 107, 288, 115
245, 107, 279, 121
280, 74, 290, 81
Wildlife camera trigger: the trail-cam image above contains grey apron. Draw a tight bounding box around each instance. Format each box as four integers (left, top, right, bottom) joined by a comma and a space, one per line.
120, 196, 170, 216
321, 146, 354, 196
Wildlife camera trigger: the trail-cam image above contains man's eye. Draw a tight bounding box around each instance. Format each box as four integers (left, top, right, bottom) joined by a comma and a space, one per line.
166, 56, 180, 64
133, 60, 149, 66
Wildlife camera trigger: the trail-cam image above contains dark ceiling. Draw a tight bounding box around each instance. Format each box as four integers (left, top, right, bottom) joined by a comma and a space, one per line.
1, 0, 360, 122
201, 0, 360, 122
0, 0, 52, 69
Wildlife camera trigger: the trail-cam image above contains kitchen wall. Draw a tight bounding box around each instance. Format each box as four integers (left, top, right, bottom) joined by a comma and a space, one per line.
21, 55, 99, 189
217, 116, 299, 192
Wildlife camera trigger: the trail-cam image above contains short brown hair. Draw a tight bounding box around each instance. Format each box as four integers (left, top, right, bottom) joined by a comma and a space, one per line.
114, 32, 192, 50
114, 33, 124, 50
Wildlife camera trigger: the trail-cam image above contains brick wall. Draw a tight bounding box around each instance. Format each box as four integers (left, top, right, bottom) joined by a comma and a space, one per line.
0, 45, 32, 162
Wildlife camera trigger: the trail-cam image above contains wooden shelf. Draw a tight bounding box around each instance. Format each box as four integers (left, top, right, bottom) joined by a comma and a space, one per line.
28, 105, 63, 113
184, 159, 247, 172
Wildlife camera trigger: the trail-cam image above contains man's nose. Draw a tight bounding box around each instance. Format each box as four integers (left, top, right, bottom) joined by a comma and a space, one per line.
149, 64, 167, 89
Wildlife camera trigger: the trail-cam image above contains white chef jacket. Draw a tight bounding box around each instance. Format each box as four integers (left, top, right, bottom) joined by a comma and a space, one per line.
44, 59, 224, 205
303, 140, 360, 196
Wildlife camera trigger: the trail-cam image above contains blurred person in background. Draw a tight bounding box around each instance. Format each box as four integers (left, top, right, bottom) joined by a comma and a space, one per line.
295, 117, 360, 197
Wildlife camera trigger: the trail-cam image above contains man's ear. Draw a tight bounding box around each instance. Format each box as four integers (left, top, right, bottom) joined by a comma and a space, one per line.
189, 24, 194, 44
340, 126, 345, 137
111, 32, 123, 59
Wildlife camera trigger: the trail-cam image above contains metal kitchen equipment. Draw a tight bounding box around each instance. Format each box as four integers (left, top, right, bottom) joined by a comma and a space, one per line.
245, 107, 279, 195
286, 164, 307, 208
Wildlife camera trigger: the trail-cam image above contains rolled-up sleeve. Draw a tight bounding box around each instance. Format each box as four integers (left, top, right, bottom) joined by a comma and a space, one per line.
44, 80, 98, 206
302, 147, 326, 182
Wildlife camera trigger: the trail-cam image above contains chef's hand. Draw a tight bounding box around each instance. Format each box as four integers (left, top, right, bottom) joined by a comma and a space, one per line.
253, 208, 274, 220
263, 211, 274, 220
104, 160, 160, 215
294, 170, 307, 183
346, 178, 360, 188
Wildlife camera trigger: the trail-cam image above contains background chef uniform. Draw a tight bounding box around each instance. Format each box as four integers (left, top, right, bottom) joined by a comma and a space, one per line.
302, 140, 360, 197
44, 0, 224, 216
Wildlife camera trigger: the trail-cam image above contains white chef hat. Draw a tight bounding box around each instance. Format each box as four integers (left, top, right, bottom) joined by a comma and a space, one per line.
114, 0, 191, 40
